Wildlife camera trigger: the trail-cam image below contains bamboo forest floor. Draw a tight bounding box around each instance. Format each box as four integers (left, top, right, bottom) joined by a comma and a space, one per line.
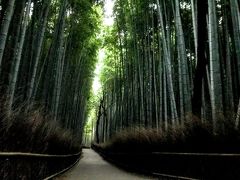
55, 149, 156, 180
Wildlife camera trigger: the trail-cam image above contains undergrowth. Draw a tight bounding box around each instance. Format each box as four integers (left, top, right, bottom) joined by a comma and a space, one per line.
0, 97, 81, 155
97, 116, 240, 153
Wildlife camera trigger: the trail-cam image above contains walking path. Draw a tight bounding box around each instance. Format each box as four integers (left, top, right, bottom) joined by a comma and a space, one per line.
56, 149, 156, 180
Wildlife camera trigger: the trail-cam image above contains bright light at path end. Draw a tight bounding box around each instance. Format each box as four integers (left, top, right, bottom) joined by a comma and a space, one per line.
104, 0, 115, 26
92, 78, 101, 95
92, 50, 105, 95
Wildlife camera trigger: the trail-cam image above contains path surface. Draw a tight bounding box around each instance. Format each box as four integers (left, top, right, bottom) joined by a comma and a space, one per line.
56, 149, 156, 180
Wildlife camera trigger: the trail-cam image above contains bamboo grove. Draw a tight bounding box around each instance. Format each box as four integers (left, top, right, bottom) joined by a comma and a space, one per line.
0, 0, 101, 139
96, 0, 240, 143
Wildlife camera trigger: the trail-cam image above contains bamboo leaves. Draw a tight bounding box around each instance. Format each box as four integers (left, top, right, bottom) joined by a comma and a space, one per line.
97, 0, 240, 142
0, 0, 102, 141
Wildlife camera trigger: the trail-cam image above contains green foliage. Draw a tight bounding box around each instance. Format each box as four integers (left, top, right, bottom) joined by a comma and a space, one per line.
0, 0, 103, 142
95, 0, 240, 144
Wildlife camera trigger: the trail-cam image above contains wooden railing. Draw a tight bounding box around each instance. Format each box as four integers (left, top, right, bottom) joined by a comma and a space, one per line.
0, 151, 81, 179
92, 143, 240, 180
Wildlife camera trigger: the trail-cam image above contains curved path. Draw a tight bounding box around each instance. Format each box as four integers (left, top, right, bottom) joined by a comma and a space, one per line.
55, 149, 156, 180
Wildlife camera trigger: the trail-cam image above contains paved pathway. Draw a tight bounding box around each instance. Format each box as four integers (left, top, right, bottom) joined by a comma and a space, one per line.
56, 149, 156, 180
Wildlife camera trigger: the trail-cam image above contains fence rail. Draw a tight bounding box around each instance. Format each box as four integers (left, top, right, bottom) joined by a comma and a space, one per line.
92, 144, 240, 180
0, 151, 81, 179
0, 151, 81, 157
